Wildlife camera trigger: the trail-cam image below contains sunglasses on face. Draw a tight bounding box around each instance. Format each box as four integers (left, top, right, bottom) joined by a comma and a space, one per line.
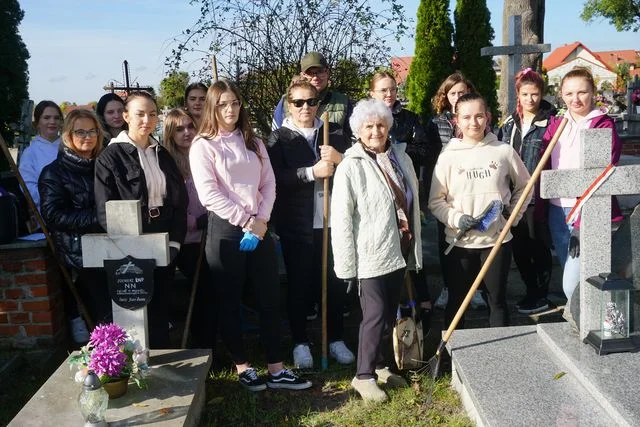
290, 98, 319, 108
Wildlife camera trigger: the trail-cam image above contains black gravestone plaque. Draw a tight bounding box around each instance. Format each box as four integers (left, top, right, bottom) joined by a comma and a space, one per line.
104, 256, 155, 310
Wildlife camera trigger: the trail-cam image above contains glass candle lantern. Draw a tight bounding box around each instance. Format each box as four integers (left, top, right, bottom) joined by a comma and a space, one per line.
584, 273, 638, 355
78, 370, 109, 427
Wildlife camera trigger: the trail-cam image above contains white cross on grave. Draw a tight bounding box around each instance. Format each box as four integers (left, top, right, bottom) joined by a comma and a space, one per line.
540, 128, 640, 341
481, 15, 551, 114
82, 200, 170, 350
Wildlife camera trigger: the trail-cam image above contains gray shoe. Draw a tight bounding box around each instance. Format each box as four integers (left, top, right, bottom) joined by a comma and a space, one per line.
375, 367, 408, 388
351, 376, 388, 402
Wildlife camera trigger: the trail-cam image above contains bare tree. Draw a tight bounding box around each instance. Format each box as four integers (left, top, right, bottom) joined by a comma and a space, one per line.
498, 0, 545, 118
167, 0, 408, 135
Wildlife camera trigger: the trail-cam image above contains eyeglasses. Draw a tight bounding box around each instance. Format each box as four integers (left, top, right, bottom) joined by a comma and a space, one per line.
73, 129, 99, 138
375, 87, 398, 94
303, 68, 328, 77
216, 100, 241, 110
290, 98, 320, 108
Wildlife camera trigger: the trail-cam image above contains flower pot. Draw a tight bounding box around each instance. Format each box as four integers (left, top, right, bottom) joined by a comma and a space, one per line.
102, 376, 129, 399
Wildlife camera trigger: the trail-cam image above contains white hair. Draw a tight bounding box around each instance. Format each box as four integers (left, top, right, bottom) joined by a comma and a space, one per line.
349, 99, 393, 138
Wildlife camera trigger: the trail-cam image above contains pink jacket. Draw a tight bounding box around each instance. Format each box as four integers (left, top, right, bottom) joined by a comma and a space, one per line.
189, 129, 276, 227
535, 112, 622, 226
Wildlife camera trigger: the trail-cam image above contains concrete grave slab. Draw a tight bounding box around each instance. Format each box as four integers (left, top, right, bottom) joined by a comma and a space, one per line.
9, 349, 212, 427
447, 325, 616, 426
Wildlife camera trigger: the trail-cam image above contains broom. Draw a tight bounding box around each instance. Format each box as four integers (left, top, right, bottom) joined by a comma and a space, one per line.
425, 117, 568, 380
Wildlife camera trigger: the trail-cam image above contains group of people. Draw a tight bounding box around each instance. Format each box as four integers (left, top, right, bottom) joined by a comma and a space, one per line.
17, 49, 620, 402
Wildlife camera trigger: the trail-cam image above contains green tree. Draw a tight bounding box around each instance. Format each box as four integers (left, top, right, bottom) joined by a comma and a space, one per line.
406, 0, 455, 119
454, 0, 499, 120
581, 0, 640, 32
614, 62, 631, 91
0, 0, 30, 146
168, 0, 408, 135
159, 71, 190, 109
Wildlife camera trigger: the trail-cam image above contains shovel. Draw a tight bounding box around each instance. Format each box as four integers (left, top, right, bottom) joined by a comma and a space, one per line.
444, 200, 504, 255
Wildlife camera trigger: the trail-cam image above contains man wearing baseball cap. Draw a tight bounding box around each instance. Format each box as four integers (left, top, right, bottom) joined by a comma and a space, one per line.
272, 51, 352, 137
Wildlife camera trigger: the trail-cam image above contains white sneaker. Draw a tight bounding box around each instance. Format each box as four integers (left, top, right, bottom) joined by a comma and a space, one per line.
70, 317, 90, 343
329, 340, 355, 364
351, 377, 388, 402
292, 344, 313, 369
470, 290, 487, 309
434, 288, 448, 309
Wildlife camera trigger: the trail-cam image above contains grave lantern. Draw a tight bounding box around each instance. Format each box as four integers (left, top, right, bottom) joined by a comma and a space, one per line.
584, 273, 638, 355
78, 370, 109, 427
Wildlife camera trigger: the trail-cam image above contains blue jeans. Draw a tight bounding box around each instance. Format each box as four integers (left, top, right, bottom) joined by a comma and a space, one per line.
548, 204, 579, 298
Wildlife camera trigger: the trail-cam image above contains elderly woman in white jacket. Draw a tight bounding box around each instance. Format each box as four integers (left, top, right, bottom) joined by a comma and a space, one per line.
331, 99, 422, 403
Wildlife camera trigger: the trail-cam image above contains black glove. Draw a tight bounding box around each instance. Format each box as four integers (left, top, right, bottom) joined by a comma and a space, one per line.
169, 247, 179, 264
458, 214, 480, 232
568, 227, 580, 258
196, 213, 208, 230
345, 278, 357, 294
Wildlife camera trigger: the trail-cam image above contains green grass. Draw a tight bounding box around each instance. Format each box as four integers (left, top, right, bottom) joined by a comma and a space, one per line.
200, 363, 473, 426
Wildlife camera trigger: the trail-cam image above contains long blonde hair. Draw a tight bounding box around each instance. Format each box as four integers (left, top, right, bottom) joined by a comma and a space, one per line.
163, 108, 194, 179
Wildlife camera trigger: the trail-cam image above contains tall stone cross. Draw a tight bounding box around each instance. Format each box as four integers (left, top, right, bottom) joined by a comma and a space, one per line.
540, 129, 640, 341
82, 200, 170, 350
480, 15, 551, 114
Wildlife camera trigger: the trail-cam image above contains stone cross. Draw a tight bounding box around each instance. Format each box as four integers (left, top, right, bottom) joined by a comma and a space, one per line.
480, 15, 551, 114
540, 129, 640, 340
82, 200, 169, 350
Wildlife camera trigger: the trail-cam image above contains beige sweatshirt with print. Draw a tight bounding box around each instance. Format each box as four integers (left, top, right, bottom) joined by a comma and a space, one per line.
428, 132, 531, 249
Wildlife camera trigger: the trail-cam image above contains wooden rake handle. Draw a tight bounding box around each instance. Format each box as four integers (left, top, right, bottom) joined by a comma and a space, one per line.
441, 117, 568, 344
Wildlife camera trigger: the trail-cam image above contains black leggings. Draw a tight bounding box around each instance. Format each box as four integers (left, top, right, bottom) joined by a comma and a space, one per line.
511, 219, 552, 299
206, 212, 282, 365
444, 242, 512, 328
356, 268, 404, 379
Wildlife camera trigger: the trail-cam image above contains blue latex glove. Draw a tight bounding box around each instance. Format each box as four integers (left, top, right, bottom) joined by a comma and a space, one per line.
239, 231, 260, 252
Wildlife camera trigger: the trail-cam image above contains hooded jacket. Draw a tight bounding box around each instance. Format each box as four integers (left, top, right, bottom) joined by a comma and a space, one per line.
94, 131, 187, 248
428, 132, 531, 248
189, 128, 276, 227
331, 142, 422, 280
39, 145, 103, 269
267, 118, 349, 243
18, 135, 61, 209
534, 110, 622, 225
499, 99, 556, 175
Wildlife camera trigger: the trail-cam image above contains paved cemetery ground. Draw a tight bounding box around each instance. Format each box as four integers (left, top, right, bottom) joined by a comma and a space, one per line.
0, 214, 567, 426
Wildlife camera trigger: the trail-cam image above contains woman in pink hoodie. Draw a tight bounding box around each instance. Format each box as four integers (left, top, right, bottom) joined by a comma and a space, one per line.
189, 80, 311, 392
541, 67, 621, 319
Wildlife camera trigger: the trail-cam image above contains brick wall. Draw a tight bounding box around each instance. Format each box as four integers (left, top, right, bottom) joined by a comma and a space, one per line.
0, 242, 66, 348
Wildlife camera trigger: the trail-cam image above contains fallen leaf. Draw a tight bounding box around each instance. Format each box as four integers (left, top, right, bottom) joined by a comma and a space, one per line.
553, 371, 567, 380
159, 407, 173, 415
132, 403, 149, 407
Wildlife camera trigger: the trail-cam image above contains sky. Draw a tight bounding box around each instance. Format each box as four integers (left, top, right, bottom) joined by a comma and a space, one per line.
19, 0, 638, 105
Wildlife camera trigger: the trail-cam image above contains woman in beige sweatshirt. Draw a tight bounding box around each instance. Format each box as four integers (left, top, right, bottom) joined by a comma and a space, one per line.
428, 93, 531, 328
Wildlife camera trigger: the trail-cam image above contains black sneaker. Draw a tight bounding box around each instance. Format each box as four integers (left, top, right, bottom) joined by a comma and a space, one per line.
238, 368, 266, 392
515, 295, 535, 309
518, 298, 549, 314
266, 368, 312, 390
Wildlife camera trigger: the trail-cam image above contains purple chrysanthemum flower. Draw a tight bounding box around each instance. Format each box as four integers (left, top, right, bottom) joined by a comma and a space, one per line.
89, 345, 128, 378
89, 323, 128, 349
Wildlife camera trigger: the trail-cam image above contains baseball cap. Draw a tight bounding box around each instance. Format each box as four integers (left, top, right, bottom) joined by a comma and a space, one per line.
300, 52, 329, 73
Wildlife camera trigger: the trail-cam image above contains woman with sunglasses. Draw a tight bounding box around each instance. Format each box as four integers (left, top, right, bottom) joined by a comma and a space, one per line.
190, 80, 311, 391
39, 109, 109, 341
268, 77, 354, 369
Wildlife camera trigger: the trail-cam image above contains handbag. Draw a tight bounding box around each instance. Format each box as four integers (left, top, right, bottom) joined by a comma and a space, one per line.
392, 272, 424, 370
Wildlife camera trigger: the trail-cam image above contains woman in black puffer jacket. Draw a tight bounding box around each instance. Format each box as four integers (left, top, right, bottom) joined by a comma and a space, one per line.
39, 109, 109, 339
